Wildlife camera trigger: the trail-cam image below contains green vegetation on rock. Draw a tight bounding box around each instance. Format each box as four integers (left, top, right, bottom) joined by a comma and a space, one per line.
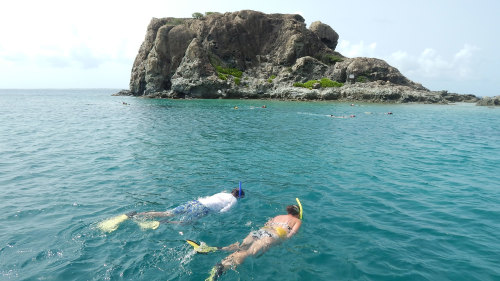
293, 78, 343, 89
293, 80, 317, 89
267, 75, 277, 83
319, 78, 343, 87
356, 75, 368, 83
210, 55, 243, 85
215, 65, 243, 78
319, 54, 344, 65
192, 12, 204, 19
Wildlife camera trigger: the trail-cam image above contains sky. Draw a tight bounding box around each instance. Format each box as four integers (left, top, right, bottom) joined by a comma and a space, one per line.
0, 0, 498, 96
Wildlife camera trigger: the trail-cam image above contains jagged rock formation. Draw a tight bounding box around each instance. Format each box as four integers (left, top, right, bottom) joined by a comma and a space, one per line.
309, 21, 339, 50
118, 10, 479, 104
476, 96, 500, 106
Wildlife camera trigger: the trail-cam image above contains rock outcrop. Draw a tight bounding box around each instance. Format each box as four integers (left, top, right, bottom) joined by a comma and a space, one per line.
309, 21, 339, 50
118, 10, 480, 104
476, 96, 500, 106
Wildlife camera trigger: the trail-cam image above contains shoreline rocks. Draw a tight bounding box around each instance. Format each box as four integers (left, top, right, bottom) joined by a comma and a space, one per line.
476, 96, 500, 106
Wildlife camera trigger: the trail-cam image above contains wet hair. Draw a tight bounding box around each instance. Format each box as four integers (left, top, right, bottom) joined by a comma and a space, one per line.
231, 188, 245, 198
287, 205, 300, 217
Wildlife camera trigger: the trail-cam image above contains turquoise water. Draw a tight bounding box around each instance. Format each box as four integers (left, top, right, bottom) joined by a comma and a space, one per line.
1, 89, 499, 281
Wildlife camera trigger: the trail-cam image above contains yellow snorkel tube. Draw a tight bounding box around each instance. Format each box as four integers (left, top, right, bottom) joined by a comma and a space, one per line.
296, 198, 303, 220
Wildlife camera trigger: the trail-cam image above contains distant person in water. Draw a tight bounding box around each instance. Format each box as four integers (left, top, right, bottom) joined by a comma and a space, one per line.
132, 188, 245, 222
330, 114, 356, 118
196, 203, 302, 281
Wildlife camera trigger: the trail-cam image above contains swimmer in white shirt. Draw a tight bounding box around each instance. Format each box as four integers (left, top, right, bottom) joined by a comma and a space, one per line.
132, 188, 245, 221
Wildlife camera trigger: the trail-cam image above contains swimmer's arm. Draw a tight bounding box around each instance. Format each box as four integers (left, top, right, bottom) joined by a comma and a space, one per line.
287, 220, 302, 238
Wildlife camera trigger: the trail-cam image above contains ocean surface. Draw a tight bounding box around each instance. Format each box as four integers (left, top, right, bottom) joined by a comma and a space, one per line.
1, 89, 499, 281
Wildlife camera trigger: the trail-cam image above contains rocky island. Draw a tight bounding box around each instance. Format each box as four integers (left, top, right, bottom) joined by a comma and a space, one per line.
116, 10, 483, 104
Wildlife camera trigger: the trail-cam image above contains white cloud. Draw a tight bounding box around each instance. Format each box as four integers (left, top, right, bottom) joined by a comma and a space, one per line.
386, 44, 480, 80
336, 40, 479, 82
453, 44, 480, 77
336, 40, 377, 57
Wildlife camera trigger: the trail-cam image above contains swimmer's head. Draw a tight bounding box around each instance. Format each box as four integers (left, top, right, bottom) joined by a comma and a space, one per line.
231, 188, 245, 199
287, 205, 300, 217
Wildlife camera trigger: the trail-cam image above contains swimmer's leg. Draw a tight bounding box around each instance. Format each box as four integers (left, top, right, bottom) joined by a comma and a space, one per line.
158, 219, 186, 224
221, 251, 249, 268
130, 210, 174, 230
245, 237, 276, 256
136, 200, 198, 219
140, 200, 200, 219
219, 232, 256, 252
206, 251, 249, 280
207, 237, 275, 280
220, 241, 240, 252
135, 220, 160, 230
239, 233, 258, 250
135, 210, 174, 218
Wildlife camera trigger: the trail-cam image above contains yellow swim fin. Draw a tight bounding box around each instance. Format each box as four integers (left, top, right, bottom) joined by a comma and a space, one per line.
186, 240, 219, 254
136, 220, 160, 230
205, 263, 224, 281
186, 239, 200, 249
98, 214, 129, 233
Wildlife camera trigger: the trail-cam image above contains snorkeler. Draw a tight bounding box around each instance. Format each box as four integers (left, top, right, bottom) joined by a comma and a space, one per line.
329, 114, 356, 118
97, 187, 245, 232
134, 187, 245, 220
188, 200, 303, 281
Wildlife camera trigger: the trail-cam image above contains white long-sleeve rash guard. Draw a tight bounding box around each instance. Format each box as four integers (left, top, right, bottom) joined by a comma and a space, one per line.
197, 192, 237, 213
